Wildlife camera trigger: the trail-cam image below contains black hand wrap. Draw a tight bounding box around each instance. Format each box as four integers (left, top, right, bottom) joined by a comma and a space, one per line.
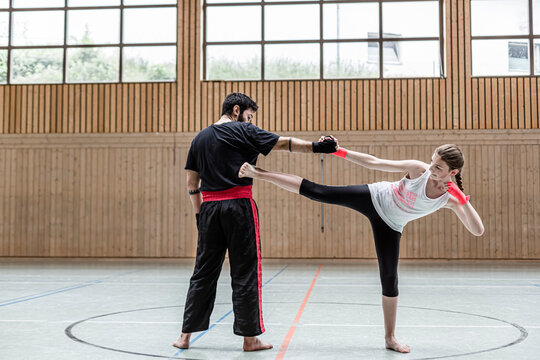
195, 213, 200, 230
312, 138, 337, 153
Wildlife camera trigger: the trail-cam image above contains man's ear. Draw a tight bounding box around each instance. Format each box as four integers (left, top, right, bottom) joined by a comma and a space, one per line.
232, 105, 241, 120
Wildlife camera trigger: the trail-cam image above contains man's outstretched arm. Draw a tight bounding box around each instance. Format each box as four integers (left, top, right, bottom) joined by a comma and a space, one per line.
271, 136, 338, 153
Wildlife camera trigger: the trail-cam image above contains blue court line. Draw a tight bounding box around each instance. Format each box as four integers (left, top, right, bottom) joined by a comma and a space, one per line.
263, 265, 288, 287
534, 284, 540, 287
170, 265, 288, 359
0, 269, 143, 308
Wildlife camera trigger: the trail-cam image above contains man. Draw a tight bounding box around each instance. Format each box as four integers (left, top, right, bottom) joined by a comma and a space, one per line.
173, 92, 337, 351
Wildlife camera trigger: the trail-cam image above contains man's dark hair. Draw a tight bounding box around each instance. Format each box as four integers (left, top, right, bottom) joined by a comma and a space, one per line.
221, 92, 259, 116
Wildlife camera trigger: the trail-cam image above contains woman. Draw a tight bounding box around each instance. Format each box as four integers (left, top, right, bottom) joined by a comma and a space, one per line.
238, 143, 484, 353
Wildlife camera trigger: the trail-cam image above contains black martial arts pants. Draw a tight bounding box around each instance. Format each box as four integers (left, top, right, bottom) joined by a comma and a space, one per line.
182, 196, 265, 336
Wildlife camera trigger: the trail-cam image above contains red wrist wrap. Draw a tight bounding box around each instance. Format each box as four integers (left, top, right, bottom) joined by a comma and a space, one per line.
333, 148, 347, 158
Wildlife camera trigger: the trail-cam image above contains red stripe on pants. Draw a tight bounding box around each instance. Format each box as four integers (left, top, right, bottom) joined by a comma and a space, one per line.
249, 198, 265, 333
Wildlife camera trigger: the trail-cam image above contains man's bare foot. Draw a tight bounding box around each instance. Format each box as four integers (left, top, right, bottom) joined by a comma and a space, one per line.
172, 332, 191, 349
238, 162, 258, 179
243, 336, 273, 352
385, 337, 410, 353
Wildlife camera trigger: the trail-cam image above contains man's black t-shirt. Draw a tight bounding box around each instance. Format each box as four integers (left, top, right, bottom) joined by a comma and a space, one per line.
185, 121, 280, 191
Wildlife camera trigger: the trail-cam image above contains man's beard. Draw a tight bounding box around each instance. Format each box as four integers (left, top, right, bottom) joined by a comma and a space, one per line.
238, 111, 247, 122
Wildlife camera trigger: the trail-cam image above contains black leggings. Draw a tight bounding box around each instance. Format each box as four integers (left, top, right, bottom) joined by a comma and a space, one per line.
300, 179, 402, 297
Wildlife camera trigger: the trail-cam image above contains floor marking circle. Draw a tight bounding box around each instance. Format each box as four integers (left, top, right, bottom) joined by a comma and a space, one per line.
65, 305, 200, 360
310, 301, 528, 360
65, 301, 528, 359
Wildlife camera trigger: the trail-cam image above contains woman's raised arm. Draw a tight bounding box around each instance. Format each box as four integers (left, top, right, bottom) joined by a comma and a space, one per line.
336, 148, 428, 178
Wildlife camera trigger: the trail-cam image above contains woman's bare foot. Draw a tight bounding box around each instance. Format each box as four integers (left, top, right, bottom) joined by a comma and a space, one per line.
385, 336, 410, 353
238, 162, 258, 178
172, 332, 191, 349
243, 336, 273, 352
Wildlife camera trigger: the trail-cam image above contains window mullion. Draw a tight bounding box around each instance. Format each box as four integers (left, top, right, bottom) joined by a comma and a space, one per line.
63, 0, 67, 83
7, 0, 13, 84
119, 0, 124, 82
203, 1, 207, 80
439, 0, 444, 77
261, 2, 265, 81
529, 0, 534, 75
379, 0, 383, 79
319, 0, 323, 80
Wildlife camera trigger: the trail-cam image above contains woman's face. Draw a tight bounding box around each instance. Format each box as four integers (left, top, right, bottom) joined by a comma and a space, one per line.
429, 153, 456, 181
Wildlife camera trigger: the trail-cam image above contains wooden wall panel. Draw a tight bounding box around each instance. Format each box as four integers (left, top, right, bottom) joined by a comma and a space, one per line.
0, 84, 177, 134
0, 130, 538, 259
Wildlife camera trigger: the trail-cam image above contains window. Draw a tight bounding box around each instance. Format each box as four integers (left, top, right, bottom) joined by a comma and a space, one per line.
471, 0, 539, 76
203, 0, 444, 81
0, 0, 177, 84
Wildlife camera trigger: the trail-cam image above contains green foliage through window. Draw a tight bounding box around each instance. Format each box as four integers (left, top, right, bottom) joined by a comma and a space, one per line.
68, 47, 119, 83
123, 57, 175, 82
0, 50, 6, 83
325, 62, 379, 79
11, 49, 63, 84
1, 5, 176, 84
206, 57, 379, 80
207, 57, 260, 80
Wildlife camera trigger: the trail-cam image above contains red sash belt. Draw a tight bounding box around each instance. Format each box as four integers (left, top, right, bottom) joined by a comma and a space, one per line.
201, 185, 253, 202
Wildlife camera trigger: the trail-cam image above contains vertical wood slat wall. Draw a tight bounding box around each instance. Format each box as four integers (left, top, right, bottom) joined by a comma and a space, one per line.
0, 0, 538, 133
0, 131, 538, 259
0, 84, 178, 134
0, 135, 196, 258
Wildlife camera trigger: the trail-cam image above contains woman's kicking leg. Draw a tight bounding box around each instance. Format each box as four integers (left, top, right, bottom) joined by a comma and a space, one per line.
239, 163, 302, 193
239, 163, 371, 212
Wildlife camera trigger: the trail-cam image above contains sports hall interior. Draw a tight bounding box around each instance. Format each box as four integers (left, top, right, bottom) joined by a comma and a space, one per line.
0, 1, 539, 359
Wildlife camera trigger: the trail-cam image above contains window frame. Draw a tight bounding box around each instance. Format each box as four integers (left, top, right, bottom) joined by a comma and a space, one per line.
0, 1, 177, 84
470, 0, 539, 77
202, 0, 445, 81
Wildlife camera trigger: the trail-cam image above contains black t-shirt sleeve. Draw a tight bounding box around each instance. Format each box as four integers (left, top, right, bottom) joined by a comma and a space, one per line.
184, 141, 198, 171
243, 123, 279, 156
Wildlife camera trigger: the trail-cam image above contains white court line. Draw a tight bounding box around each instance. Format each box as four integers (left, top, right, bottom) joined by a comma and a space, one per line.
1, 275, 540, 281
297, 324, 517, 328
0, 320, 180, 324
0, 282, 538, 288
268, 284, 540, 289
0, 281, 190, 285
318, 277, 540, 282
1, 319, 539, 328
0, 320, 540, 329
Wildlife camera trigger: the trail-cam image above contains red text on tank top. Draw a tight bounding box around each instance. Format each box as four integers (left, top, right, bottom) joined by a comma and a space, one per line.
391, 182, 417, 209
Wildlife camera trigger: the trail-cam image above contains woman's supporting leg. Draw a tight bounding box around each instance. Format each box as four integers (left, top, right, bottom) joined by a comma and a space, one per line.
382, 296, 410, 353
371, 218, 410, 353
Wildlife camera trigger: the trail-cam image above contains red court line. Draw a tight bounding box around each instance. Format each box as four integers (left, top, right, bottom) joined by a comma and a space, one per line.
275, 264, 322, 360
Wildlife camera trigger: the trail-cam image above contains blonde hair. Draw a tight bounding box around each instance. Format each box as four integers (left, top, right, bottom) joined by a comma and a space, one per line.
435, 144, 465, 191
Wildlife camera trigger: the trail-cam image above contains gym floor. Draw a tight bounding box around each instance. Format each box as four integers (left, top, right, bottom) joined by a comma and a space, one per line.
1, 258, 539, 360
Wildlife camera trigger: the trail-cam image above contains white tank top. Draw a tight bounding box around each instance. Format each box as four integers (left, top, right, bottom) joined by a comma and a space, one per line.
367, 169, 450, 233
